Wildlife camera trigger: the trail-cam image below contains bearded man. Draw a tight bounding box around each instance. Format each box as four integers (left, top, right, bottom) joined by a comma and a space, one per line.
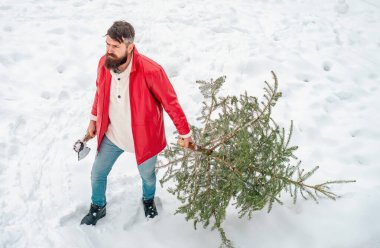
80, 20, 193, 225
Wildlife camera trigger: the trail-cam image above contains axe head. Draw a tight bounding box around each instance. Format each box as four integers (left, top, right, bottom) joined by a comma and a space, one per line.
73, 139, 91, 161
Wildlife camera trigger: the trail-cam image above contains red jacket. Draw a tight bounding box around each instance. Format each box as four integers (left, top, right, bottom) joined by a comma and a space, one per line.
91, 47, 190, 165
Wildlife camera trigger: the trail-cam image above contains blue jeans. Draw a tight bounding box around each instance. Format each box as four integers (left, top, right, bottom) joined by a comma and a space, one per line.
91, 135, 158, 207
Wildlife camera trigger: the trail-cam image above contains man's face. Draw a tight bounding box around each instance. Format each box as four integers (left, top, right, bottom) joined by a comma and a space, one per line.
104, 36, 131, 70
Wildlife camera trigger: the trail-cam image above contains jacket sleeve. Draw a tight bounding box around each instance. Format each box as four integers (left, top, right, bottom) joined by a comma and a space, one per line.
90, 58, 103, 121
146, 66, 191, 137
90, 91, 98, 121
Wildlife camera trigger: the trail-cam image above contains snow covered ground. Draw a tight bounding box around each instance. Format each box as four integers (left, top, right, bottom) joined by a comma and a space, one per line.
1, 0, 379, 247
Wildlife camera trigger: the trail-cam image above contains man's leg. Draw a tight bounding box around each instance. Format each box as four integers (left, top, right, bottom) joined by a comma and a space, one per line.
137, 155, 158, 200
91, 135, 124, 207
138, 155, 158, 218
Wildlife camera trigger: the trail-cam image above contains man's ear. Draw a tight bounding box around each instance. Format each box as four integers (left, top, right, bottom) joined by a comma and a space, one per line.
127, 43, 135, 53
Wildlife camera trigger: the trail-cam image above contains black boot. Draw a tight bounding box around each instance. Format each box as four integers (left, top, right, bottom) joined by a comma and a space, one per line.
142, 198, 158, 218
80, 203, 106, 225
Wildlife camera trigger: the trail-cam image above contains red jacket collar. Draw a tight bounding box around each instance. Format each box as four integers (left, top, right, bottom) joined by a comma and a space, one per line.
130, 46, 140, 73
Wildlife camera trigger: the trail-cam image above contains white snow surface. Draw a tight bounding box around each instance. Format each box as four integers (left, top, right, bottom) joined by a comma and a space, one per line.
1, 0, 380, 247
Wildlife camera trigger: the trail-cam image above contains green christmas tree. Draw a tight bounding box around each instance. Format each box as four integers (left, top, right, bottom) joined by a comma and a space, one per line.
158, 71, 355, 248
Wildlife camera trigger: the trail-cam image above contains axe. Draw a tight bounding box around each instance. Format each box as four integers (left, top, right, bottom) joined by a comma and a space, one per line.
73, 133, 93, 161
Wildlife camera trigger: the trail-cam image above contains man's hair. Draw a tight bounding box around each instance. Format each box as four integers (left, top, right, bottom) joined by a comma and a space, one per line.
106, 21, 135, 44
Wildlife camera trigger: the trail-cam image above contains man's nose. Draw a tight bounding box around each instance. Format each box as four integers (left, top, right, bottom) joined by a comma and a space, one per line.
107, 47, 114, 54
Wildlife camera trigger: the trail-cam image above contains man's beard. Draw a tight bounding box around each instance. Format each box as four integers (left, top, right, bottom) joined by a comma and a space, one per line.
104, 52, 128, 70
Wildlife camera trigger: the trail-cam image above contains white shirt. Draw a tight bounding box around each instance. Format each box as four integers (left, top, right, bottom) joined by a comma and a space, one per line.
105, 57, 135, 153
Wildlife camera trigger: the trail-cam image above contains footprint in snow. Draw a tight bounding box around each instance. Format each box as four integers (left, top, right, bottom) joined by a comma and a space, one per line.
73, 2, 85, 7
59, 204, 88, 226
3, 26, 12, 32
295, 73, 312, 83
9, 116, 27, 137
56, 64, 65, 74
335, 0, 349, 14
123, 197, 163, 231
354, 155, 369, 166
0, 5, 12, 10
368, 73, 377, 80
40, 91, 52, 100
322, 61, 332, 72
47, 28, 65, 35
58, 90, 70, 101
7, 144, 19, 159
334, 91, 353, 101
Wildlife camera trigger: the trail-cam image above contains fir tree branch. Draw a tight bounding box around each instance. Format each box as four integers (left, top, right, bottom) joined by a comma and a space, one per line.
210, 152, 355, 202
207, 71, 278, 152
201, 92, 217, 137
155, 153, 193, 170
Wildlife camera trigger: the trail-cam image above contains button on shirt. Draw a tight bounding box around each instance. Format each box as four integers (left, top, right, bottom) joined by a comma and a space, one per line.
105, 57, 135, 153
